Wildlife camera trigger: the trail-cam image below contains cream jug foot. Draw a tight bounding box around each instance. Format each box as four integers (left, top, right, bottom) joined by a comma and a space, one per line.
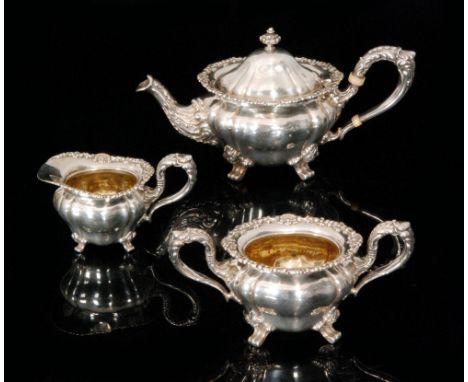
313, 307, 341, 344
119, 232, 136, 252
72, 233, 87, 253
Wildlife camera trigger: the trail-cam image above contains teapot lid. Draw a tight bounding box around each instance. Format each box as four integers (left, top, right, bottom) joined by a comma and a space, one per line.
197, 28, 343, 106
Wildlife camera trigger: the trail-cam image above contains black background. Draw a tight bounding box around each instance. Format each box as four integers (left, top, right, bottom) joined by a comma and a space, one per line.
7, 0, 462, 380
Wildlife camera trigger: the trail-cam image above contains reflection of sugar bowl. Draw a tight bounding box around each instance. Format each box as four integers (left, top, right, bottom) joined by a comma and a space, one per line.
167, 214, 414, 346
38, 152, 196, 252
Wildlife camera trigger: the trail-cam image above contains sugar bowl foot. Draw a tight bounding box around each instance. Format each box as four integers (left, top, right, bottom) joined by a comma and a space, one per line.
313, 307, 342, 344
245, 311, 273, 347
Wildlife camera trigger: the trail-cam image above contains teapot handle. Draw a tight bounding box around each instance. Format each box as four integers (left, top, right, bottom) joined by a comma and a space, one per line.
322, 46, 416, 143
144, 153, 197, 221
352, 220, 414, 295
166, 228, 233, 301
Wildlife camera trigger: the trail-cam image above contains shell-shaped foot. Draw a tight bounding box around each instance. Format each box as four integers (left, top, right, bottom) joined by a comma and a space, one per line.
228, 162, 249, 181
248, 324, 271, 347
319, 324, 342, 344
293, 161, 315, 181
120, 232, 136, 252
72, 233, 86, 253
313, 306, 341, 344
245, 311, 273, 347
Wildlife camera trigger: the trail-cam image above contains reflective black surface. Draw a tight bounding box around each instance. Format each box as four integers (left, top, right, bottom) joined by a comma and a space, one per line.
7, 0, 461, 380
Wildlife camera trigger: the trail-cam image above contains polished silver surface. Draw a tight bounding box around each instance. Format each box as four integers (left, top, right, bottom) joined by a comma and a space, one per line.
61, 253, 154, 313
167, 214, 414, 346
212, 344, 398, 382
57, 250, 200, 335
38, 152, 197, 252
138, 28, 415, 181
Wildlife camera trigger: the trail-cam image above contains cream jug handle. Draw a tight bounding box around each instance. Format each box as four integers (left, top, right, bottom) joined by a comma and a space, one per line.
352, 220, 414, 295
166, 228, 233, 301
322, 46, 416, 143
144, 154, 197, 221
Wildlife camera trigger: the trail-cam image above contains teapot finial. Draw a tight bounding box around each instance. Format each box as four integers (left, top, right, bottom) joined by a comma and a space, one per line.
259, 27, 281, 51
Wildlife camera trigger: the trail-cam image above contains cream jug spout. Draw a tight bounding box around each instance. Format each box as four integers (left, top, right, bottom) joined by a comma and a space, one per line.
137, 75, 218, 146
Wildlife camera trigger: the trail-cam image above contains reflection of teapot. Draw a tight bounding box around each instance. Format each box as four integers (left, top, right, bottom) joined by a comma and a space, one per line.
38, 152, 196, 252
138, 27, 415, 181
210, 344, 398, 381
161, 179, 343, 242
56, 249, 199, 335
167, 214, 414, 346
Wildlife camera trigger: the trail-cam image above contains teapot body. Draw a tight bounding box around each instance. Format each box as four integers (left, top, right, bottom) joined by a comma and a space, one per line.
206, 97, 342, 167
226, 259, 358, 333
139, 29, 415, 181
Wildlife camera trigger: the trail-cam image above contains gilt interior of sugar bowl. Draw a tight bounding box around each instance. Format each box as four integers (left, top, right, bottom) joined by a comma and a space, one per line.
243, 232, 342, 269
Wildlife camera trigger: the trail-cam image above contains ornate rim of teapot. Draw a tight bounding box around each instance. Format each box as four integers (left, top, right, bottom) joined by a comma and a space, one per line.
221, 215, 363, 275
197, 57, 343, 106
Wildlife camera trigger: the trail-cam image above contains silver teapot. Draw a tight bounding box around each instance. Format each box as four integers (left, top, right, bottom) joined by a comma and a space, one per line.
38, 152, 197, 252
138, 28, 415, 181
166, 214, 414, 346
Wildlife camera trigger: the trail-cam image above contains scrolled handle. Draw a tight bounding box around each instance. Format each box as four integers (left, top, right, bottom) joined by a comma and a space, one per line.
322, 46, 415, 143
352, 220, 414, 295
144, 153, 197, 221
166, 228, 233, 301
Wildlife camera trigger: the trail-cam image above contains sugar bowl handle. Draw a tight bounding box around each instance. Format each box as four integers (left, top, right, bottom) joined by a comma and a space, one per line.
144, 153, 197, 221
352, 220, 414, 295
323, 46, 416, 143
166, 228, 233, 301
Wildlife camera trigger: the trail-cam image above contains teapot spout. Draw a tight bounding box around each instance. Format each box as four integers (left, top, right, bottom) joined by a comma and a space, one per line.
137, 75, 218, 146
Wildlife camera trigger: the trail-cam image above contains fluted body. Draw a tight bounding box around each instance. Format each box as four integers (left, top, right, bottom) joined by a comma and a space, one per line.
207, 98, 341, 166
53, 188, 146, 247
224, 260, 357, 332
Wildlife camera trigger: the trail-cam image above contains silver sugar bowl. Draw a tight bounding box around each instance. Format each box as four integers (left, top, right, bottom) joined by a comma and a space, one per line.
138, 27, 415, 181
38, 152, 197, 252
167, 214, 414, 346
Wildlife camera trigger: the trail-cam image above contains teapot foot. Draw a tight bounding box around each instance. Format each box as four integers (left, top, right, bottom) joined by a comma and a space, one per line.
245, 311, 273, 347
293, 160, 315, 181
288, 143, 319, 181
313, 306, 341, 344
72, 233, 87, 253
223, 145, 253, 181
228, 162, 249, 181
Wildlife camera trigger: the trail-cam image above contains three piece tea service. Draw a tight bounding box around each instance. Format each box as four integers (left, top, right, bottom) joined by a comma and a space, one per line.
38, 28, 416, 346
